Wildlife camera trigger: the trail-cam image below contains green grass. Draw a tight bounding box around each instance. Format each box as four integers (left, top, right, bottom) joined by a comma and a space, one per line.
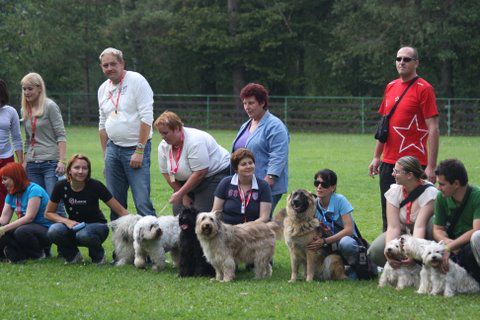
1, 127, 479, 319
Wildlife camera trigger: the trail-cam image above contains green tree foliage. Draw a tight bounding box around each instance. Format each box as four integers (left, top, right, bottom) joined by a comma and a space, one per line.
1, 0, 479, 97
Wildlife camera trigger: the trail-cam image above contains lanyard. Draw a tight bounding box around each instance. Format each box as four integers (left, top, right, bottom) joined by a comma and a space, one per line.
29, 111, 38, 147
108, 73, 125, 114
238, 186, 252, 217
15, 195, 22, 219
317, 201, 334, 234
168, 131, 184, 175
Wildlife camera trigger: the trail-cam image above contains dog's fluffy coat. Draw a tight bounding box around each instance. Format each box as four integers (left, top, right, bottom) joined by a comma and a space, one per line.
133, 215, 181, 272
418, 242, 479, 297
281, 189, 346, 282
195, 211, 281, 282
378, 237, 421, 290
109, 214, 142, 266
178, 207, 215, 277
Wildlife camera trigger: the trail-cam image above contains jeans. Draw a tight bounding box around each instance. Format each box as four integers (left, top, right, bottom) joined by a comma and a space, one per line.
47, 222, 109, 262
337, 236, 360, 266
26, 160, 66, 216
105, 140, 156, 220
0, 223, 50, 262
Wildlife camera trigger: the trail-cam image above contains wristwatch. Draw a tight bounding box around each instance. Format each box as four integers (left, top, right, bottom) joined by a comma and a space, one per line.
267, 174, 277, 180
137, 142, 145, 149
322, 239, 328, 248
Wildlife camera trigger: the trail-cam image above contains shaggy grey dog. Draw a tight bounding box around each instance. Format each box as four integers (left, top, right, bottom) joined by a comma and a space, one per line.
109, 214, 141, 266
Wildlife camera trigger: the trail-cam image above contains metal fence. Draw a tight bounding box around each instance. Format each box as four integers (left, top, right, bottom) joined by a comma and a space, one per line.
14, 93, 480, 136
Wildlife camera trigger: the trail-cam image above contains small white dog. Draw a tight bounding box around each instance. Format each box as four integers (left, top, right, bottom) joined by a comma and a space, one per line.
418, 242, 480, 297
109, 214, 141, 266
379, 237, 421, 290
133, 215, 181, 272
400, 234, 435, 261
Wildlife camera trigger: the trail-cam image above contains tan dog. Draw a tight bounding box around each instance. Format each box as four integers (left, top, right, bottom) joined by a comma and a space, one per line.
195, 211, 281, 282
280, 189, 346, 282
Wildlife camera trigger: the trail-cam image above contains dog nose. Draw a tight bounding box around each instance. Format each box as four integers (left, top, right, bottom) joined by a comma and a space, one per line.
292, 198, 301, 206
387, 248, 392, 252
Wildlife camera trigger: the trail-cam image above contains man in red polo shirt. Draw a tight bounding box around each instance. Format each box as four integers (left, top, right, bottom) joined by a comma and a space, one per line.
369, 46, 440, 232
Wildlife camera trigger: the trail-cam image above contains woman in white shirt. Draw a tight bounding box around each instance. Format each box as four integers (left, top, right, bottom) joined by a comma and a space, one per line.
368, 156, 438, 267
154, 111, 230, 214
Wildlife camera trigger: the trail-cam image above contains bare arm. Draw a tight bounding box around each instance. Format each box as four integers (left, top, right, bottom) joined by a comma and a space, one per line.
99, 129, 108, 158
55, 141, 67, 175
257, 202, 272, 222
368, 141, 384, 177
169, 169, 208, 205
15, 150, 24, 163
45, 200, 77, 228
2, 197, 41, 232
105, 197, 129, 217
130, 122, 151, 169
412, 200, 435, 239
211, 197, 225, 212
424, 116, 439, 183
0, 204, 14, 226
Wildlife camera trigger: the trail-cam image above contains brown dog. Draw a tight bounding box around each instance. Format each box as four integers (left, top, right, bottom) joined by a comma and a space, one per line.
279, 189, 346, 282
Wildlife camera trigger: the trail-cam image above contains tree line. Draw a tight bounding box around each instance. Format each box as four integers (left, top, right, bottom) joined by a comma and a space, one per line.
1, 0, 479, 100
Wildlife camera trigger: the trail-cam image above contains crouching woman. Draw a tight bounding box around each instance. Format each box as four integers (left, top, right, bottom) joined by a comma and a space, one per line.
45, 154, 129, 264
0, 162, 52, 262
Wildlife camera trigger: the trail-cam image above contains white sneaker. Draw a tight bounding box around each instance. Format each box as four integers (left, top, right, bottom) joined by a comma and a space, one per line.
65, 252, 84, 264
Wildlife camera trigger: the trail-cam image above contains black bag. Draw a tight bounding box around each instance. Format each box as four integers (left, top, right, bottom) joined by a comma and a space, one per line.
352, 225, 378, 280
374, 76, 419, 143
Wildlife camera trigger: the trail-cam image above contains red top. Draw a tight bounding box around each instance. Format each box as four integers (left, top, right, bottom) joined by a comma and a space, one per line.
378, 77, 439, 165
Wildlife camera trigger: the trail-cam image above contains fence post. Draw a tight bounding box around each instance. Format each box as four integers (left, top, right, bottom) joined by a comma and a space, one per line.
284, 97, 288, 125
361, 98, 365, 134
206, 95, 210, 129
447, 99, 451, 136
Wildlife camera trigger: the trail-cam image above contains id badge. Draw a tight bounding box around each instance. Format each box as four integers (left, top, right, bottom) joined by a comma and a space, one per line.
169, 174, 175, 183
241, 204, 245, 215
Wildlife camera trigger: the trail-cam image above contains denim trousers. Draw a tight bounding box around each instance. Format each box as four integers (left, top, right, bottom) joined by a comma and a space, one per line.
105, 140, 156, 220
47, 222, 109, 262
337, 236, 360, 266
26, 160, 66, 216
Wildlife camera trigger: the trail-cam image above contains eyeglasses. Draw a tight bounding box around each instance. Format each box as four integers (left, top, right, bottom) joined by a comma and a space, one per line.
396, 56, 416, 63
392, 168, 407, 175
314, 180, 330, 189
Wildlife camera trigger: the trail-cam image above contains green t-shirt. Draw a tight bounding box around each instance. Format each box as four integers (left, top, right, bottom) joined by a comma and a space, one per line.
434, 185, 480, 239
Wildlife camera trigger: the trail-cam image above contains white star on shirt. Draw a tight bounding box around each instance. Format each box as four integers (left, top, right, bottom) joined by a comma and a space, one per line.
393, 115, 429, 154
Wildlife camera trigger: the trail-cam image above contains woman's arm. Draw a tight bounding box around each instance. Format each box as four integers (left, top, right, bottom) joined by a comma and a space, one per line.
105, 197, 129, 217
2, 197, 41, 232
169, 169, 208, 204
55, 141, 67, 175
211, 197, 225, 212
0, 204, 14, 226
412, 200, 435, 239
45, 200, 77, 228
256, 202, 272, 223
385, 202, 402, 243
325, 212, 354, 244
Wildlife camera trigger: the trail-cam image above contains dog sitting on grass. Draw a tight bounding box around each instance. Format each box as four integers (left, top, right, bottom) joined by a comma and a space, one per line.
195, 211, 282, 282
378, 237, 421, 290
178, 207, 215, 277
109, 214, 141, 266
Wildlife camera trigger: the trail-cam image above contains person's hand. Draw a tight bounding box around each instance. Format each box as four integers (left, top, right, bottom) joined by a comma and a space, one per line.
369, 157, 381, 177
425, 165, 437, 184
130, 152, 144, 169
264, 175, 275, 187
307, 237, 323, 250
0, 226, 6, 238
65, 220, 78, 229
400, 256, 415, 267
441, 247, 451, 274
56, 161, 66, 176
386, 256, 402, 269
22, 161, 27, 170
169, 191, 183, 205
182, 194, 193, 207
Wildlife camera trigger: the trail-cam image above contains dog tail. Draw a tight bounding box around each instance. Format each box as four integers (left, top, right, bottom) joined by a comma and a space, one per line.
269, 208, 286, 240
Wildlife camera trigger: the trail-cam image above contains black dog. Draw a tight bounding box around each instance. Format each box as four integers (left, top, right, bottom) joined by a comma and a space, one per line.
178, 207, 215, 277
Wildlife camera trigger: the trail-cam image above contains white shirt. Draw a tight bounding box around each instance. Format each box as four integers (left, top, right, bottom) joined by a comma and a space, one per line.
158, 127, 230, 181
385, 182, 438, 231
98, 71, 154, 147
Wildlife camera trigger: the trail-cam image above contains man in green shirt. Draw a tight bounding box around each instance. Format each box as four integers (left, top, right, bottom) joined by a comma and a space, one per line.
433, 159, 480, 282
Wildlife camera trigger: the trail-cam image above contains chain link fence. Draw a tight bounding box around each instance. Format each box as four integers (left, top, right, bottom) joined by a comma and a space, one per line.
12, 93, 480, 136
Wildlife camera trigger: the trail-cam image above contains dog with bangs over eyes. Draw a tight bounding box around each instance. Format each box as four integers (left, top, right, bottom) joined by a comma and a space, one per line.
281, 189, 346, 282
133, 215, 181, 272
195, 210, 282, 282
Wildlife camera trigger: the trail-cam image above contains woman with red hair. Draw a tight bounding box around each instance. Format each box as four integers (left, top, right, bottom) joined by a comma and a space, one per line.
0, 162, 51, 262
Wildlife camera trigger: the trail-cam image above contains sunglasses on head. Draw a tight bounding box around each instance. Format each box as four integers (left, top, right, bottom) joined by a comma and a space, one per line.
314, 180, 330, 188
396, 56, 416, 63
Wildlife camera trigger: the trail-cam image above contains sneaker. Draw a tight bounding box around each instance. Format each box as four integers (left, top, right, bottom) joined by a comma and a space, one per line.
65, 252, 84, 265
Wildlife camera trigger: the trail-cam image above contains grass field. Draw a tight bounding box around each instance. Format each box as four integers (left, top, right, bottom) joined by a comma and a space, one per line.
1, 126, 479, 319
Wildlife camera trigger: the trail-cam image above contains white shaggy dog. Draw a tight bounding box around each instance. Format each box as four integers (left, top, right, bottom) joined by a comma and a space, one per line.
400, 234, 435, 261
109, 214, 141, 266
379, 237, 421, 290
418, 242, 480, 297
133, 215, 181, 272
195, 211, 281, 282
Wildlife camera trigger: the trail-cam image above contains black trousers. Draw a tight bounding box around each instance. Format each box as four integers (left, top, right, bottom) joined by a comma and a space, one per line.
379, 162, 395, 232
455, 244, 480, 283
0, 223, 50, 262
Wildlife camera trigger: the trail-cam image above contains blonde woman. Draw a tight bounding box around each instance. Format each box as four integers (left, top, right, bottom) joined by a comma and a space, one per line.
21, 73, 67, 212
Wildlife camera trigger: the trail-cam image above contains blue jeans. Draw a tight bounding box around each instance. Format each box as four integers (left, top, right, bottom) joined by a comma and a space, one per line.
26, 160, 66, 216
338, 236, 360, 266
105, 140, 156, 220
47, 222, 109, 262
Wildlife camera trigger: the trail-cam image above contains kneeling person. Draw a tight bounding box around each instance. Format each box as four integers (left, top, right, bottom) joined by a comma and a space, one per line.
46, 154, 129, 264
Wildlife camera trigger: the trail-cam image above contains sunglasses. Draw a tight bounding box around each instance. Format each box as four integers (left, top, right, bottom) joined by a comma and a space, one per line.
396, 56, 416, 63
314, 180, 330, 188
392, 168, 407, 175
